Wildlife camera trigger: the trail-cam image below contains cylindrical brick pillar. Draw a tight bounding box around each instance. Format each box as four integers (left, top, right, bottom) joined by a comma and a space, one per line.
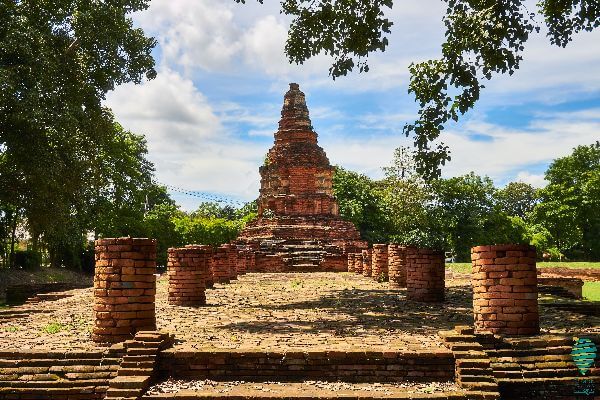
354, 253, 363, 274
236, 249, 247, 276
347, 253, 356, 273
92, 238, 156, 343
245, 250, 256, 273
388, 244, 407, 288
371, 244, 388, 282
222, 244, 238, 281
406, 248, 445, 302
472, 244, 539, 335
211, 247, 230, 284
362, 249, 372, 277
167, 245, 211, 306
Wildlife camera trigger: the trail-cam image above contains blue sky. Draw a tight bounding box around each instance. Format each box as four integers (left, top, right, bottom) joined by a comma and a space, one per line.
104, 0, 600, 210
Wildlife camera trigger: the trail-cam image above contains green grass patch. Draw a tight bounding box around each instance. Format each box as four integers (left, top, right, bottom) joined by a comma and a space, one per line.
536, 262, 600, 269
290, 279, 304, 289
583, 282, 600, 301
41, 322, 64, 334
3, 326, 20, 333
446, 263, 471, 274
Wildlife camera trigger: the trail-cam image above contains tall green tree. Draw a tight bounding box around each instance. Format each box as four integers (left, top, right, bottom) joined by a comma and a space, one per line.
495, 181, 539, 220
433, 172, 497, 261
236, 0, 600, 179
532, 142, 600, 259
0, 0, 156, 266
332, 166, 391, 243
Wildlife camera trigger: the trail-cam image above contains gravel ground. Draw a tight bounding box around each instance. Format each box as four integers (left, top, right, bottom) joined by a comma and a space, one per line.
0, 272, 597, 351
144, 379, 461, 397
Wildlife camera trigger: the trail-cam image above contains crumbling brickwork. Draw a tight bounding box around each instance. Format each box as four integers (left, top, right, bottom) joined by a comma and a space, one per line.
471, 244, 539, 335
210, 247, 231, 284
388, 245, 407, 288
92, 238, 156, 343
371, 244, 388, 282
167, 245, 212, 307
347, 253, 356, 273
406, 248, 445, 302
362, 249, 372, 277
353, 253, 363, 274
237, 84, 366, 269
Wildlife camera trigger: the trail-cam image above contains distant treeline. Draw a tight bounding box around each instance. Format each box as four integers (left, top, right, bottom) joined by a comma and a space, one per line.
332, 142, 600, 262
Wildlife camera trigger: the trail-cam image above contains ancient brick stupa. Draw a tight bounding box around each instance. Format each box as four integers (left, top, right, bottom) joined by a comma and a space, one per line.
237, 83, 367, 271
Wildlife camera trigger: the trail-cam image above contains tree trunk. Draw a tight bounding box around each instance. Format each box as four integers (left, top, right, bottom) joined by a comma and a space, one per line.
9, 212, 17, 268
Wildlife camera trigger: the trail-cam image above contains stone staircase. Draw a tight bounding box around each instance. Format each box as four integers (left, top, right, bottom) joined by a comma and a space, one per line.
145, 346, 496, 400
258, 239, 341, 271
105, 331, 174, 400
0, 346, 125, 400
439, 326, 500, 398
487, 335, 600, 399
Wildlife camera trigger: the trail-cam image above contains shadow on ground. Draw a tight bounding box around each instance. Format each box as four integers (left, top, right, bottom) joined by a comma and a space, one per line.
217, 285, 474, 337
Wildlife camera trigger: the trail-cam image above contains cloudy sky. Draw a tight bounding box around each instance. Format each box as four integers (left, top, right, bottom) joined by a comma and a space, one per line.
105, 0, 600, 210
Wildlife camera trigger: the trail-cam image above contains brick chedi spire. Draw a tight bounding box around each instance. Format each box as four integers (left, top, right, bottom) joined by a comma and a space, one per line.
237, 83, 366, 272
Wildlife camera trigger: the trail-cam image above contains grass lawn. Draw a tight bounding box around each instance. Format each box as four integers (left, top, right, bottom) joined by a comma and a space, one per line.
583, 282, 600, 301
446, 263, 472, 274
446, 262, 600, 275
536, 262, 600, 269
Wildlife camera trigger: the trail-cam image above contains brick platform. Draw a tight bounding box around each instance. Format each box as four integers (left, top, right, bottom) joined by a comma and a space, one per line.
406, 248, 445, 302
167, 246, 212, 307
92, 238, 157, 343
157, 348, 455, 383
362, 249, 372, 277
347, 253, 356, 273
388, 245, 407, 288
371, 244, 388, 282
471, 244, 539, 335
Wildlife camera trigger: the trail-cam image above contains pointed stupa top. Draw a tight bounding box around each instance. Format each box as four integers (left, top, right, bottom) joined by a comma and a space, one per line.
278, 83, 313, 132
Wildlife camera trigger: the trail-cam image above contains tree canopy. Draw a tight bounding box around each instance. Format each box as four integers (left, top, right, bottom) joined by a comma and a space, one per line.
0, 0, 157, 269
235, 0, 600, 179
332, 142, 599, 261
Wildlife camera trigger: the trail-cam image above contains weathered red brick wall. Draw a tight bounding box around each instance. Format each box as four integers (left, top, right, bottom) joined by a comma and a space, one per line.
254, 253, 286, 272
353, 253, 363, 274
371, 244, 388, 281
210, 247, 230, 284
92, 238, 156, 343
221, 244, 238, 281
167, 246, 211, 307
158, 348, 455, 383
362, 249, 372, 277
347, 253, 356, 273
537, 276, 583, 299
406, 248, 445, 302
321, 254, 347, 272
471, 244, 539, 335
236, 249, 247, 276
388, 245, 407, 288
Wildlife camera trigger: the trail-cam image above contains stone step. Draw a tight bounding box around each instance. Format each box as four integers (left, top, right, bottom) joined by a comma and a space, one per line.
1, 378, 109, 388
457, 374, 496, 383
0, 357, 121, 367
0, 385, 109, 397
118, 367, 155, 376
110, 375, 151, 389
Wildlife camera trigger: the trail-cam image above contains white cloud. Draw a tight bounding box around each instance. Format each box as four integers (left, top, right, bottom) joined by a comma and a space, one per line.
514, 172, 547, 188
105, 69, 266, 208
440, 109, 600, 182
